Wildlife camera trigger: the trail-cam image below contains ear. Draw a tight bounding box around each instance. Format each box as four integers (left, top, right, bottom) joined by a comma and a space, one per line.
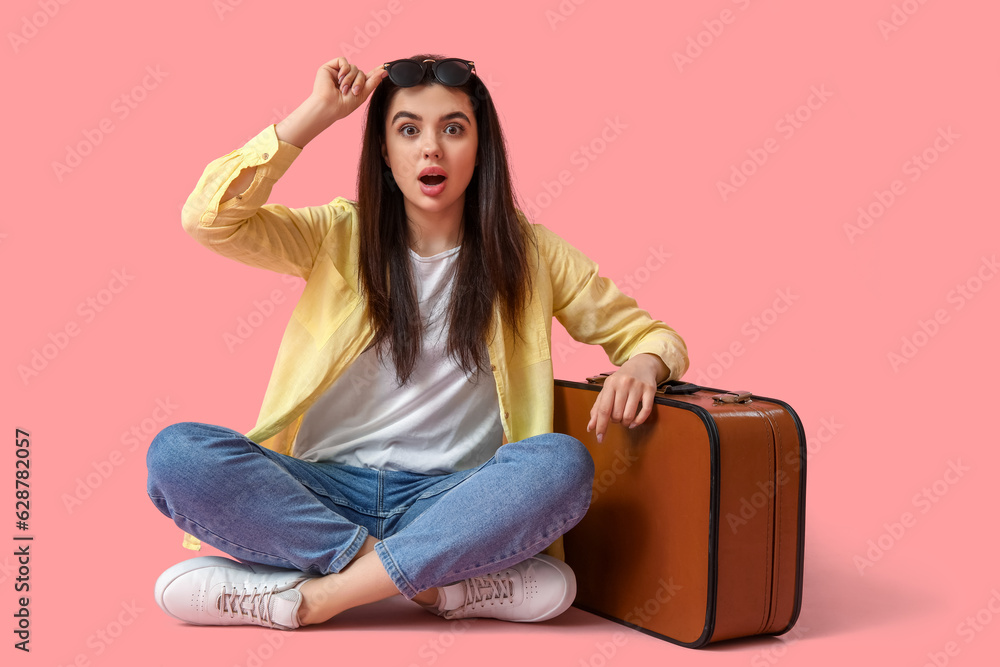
381, 142, 389, 168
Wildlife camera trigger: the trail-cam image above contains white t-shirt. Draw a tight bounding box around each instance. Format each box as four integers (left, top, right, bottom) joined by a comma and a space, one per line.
291, 245, 504, 474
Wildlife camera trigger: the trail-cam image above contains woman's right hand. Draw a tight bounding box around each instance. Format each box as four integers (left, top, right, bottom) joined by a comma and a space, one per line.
310, 57, 388, 122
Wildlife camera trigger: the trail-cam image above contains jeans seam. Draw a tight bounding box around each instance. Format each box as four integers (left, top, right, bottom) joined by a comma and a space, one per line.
377, 470, 385, 540
374, 540, 417, 599
414, 476, 465, 500
173, 509, 366, 575
328, 525, 369, 574
251, 446, 350, 506
439, 507, 586, 582
298, 482, 350, 506
171, 510, 303, 569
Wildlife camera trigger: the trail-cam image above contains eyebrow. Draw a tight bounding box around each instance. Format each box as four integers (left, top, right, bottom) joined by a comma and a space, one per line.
390, 110, 472, 125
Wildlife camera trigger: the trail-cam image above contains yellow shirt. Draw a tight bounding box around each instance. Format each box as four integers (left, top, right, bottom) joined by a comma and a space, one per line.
177, 123, 690, 561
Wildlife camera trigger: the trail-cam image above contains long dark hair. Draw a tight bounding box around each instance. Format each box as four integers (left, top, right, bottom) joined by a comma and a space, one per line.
356, 53, 537, 387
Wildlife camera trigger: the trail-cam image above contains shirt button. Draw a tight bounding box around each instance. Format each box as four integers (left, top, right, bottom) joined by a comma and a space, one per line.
236, 195, 242, 200
491, 364, 497, 371
504, 411, 510, 419
262, 152, 269, 159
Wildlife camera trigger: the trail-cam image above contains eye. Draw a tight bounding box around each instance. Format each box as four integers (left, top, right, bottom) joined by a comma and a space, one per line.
397, 123, 465, 137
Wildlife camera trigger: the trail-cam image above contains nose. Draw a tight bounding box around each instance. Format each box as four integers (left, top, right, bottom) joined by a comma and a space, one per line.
421, 135, 442, 159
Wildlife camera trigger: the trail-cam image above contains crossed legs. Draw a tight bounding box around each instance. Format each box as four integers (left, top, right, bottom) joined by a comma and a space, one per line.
147, 421, 594, 626
295, 534, 439, 624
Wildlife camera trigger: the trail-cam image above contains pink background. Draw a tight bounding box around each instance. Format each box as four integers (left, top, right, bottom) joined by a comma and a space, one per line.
4, 0, 998, 664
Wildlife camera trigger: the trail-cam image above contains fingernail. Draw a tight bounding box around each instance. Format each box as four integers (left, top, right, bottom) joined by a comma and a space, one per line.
629, 423, 637, 429
597, 434, 603, 443
352, 85, 360, 94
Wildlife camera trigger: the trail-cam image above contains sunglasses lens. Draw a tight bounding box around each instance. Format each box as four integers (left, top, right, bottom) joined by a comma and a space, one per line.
389, 60, 424, 86
435, 60, 472, 86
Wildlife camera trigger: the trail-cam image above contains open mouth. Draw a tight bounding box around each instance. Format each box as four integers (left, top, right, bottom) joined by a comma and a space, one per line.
419, 175, 446, 185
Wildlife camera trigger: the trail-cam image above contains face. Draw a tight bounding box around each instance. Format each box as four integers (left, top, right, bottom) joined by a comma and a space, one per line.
381, 83, 479, 219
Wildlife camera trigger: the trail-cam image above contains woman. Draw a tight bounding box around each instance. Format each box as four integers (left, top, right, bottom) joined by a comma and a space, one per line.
148, 54, 689, 630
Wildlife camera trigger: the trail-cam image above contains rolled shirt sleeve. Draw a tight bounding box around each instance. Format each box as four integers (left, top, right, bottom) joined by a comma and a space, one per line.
180, 124, 336, 280
538, 224, 689, 381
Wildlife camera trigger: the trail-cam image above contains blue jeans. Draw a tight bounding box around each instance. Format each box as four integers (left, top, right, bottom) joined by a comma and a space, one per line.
146, 422, 594, 599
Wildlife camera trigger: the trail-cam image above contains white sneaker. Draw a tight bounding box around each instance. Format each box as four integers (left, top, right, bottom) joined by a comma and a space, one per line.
155, 556, 317, 630
421, 554, 577, 622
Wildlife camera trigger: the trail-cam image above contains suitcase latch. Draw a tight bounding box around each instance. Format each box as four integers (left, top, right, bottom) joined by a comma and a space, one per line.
712, 391, 752, 404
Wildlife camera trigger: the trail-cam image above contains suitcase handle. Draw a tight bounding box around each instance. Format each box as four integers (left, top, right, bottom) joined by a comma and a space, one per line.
585, 373, 703, 395
585, 373, 754, 402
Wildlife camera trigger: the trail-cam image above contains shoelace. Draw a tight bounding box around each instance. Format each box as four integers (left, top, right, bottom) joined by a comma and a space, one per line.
217, 584, 279, 628
463, 571, 515, 608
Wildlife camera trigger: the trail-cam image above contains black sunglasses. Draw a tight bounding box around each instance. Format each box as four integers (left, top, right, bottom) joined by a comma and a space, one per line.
382, 58, 476, 88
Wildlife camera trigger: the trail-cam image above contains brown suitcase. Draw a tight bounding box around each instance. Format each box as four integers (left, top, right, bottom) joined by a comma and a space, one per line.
554, 374, 806, 648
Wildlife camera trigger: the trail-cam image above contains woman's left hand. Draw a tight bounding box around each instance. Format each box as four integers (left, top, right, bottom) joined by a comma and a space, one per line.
586, 354, 668, 443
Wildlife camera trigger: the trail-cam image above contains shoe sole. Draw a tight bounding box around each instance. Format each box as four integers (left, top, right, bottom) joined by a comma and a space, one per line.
518, 554, 577, 622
